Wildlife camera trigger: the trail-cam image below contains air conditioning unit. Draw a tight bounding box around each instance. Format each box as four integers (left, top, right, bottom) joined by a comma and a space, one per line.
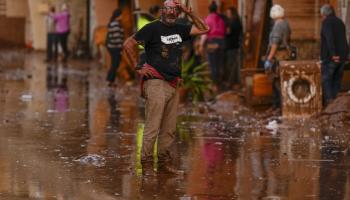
280, 61, 322, 119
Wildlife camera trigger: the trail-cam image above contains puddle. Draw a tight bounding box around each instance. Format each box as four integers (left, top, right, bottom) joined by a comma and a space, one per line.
0, 51, 350, 199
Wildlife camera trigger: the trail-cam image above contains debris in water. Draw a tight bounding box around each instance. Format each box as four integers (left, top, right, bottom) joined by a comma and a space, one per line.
330, 148, 348, 155
266, 120, 278, 134
288, 159, 334, 162
74, 154, 106, 167
20, 94, 33, 101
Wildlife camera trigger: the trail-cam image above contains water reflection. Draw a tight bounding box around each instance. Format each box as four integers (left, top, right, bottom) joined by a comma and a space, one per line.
187, 135, 238, 199
87, 90, 110, 154
47, 63, 67, 90
319, 129, 348, 200
47, 63, 69, 112
1, 52, 350, 199
107, 93, 120, 128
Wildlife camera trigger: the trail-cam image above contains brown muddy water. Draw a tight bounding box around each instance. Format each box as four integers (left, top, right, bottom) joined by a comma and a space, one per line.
0, 52, 350, 200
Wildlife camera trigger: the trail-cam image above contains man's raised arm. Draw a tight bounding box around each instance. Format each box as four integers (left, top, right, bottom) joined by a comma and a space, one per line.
175, 2, 209, 35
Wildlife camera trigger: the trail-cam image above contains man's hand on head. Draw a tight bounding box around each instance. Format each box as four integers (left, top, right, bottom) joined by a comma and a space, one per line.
175, 2, 192, 15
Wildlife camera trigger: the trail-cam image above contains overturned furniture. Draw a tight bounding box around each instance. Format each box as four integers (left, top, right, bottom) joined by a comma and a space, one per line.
280, 61, 322, 118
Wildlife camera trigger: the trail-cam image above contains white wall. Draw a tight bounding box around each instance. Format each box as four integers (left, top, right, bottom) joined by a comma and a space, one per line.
28, 0, 46, 50
26, 0, 87, 50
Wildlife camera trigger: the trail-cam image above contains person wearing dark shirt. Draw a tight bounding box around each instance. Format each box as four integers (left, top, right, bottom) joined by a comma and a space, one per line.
45, 6, 57, 62
224, 6, 242, 90
320, 4, 349, 106
124, 0, 209, 176
105, 9, 124, 87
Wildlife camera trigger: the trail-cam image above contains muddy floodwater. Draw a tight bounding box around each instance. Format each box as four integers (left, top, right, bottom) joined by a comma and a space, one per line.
0, 51, 350, 200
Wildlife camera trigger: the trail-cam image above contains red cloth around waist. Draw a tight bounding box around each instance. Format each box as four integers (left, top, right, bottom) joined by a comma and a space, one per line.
140, 63, 181, 97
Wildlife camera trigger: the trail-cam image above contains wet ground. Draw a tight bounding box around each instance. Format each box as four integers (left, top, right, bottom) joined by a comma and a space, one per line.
0, 51, 350, 200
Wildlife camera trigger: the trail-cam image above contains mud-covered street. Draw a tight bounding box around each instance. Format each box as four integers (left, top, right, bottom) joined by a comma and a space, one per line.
0, 51, 350, 200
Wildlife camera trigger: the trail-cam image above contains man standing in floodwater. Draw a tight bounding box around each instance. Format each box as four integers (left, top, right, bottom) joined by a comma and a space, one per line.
124, 0, 209, 176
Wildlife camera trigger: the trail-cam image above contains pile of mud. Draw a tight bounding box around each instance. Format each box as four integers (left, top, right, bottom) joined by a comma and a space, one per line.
320, 92, 350, 125
210, 91, 249, 114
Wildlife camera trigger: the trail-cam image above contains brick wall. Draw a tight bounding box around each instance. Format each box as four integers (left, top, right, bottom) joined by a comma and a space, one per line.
273, 0, 329, 59
273, 0, 327, 40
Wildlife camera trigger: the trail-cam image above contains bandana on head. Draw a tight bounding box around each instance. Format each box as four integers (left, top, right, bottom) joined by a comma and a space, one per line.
164, 0, 176, 7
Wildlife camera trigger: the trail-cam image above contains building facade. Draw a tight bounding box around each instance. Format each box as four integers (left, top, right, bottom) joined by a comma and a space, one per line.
0, 0, 348, 55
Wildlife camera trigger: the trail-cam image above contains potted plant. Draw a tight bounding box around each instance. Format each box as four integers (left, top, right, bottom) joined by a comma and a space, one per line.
180, 56, 212, 103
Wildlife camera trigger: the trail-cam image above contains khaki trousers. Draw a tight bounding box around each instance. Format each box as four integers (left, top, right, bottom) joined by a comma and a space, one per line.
142, 79, 179, 161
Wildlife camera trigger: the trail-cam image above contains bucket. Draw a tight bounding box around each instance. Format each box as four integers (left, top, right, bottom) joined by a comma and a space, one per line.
253, 74, 272, 97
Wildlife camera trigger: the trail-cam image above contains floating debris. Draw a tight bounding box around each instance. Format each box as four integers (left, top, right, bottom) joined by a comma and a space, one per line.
20, 94, 33, 101
266, 120, 279, 134
74, 154, 106, 167
288, 159, 334, 162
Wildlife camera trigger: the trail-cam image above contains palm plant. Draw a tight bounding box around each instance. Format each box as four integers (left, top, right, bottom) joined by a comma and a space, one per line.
181, 56, 212, 103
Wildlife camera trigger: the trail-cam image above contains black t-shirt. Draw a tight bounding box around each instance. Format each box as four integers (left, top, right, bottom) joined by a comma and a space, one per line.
134, 20, 192, 81
225, 18, 242, 49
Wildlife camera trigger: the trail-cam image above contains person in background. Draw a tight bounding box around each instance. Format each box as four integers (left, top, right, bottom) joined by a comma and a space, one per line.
53, 3, 70, 62
149, 5, 161, 20
320, 4, 349, 106
123, 0, 209, 176
136, 5, 161, 34
224, 6, 242, 91
105, 9, 124, 87
200, 1, 226, 92
264, 4, 291, 115
45, 6, 57, 62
